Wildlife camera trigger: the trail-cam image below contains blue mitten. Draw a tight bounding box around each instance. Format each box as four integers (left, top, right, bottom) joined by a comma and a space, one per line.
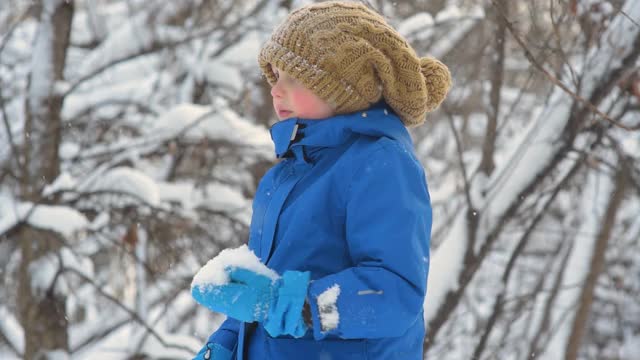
193, 342, 232, 360
263, 270, 310, 338
191, 267, 310, 338
191, 267, 277, 323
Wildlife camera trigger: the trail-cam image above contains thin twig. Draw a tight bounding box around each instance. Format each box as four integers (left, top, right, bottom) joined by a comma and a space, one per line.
64, 267, 194, 355
491, 0, 636, 131
613, 5, 640, 28
61, 26, 220, 98
0, 8, 30, 171
549, 0, 579, 87
441, 103, 474, 209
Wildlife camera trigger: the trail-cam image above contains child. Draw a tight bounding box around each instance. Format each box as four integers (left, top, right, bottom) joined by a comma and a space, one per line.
192, 1, 451, 359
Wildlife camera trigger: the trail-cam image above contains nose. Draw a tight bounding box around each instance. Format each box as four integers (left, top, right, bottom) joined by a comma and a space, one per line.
270, 80, 283, 98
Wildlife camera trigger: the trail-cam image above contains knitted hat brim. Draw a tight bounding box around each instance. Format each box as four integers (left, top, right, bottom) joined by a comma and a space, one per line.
259, 41, 373, 117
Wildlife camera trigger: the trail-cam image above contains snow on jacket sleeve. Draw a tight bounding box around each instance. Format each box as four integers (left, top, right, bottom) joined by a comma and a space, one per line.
307, 141, 432, 340
206, 317, 240, 354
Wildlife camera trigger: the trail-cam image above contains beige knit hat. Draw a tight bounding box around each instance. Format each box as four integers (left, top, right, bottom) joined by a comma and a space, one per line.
259, 1, 452, 126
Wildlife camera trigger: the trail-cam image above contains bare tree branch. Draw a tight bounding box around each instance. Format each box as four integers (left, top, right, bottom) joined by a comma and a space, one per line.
472, 151, 586, 359
565, 158, 627, 359
63, 267, 194, 355
480, 0, 508, 177
492, 0, 640, 131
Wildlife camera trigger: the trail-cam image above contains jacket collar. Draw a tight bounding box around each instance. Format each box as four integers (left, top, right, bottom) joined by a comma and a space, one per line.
269, 102, 412, 161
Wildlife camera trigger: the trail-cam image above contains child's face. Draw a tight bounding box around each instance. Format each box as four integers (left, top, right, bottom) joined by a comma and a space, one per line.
270, 65, 335, 121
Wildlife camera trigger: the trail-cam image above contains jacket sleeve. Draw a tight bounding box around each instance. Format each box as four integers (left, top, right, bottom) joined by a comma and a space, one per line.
205, 317, 240, 354
306, 142, 432, 340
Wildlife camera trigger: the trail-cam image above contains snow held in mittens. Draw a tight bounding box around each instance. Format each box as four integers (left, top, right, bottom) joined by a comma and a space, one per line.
317, 284, 340, 332
191, 245, 279, 292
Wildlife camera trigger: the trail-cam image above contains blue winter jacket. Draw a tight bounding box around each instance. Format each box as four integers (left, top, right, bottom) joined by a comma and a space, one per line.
206, 103, 432, 359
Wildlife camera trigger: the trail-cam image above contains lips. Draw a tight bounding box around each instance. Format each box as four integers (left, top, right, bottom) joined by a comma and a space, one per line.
275, 106, 293, 118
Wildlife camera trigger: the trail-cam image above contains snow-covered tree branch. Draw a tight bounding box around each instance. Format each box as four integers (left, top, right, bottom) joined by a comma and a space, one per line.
1, 1, 638, 359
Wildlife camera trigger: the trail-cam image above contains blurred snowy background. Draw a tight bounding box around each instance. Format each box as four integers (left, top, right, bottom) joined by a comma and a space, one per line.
0, 0, 639, 359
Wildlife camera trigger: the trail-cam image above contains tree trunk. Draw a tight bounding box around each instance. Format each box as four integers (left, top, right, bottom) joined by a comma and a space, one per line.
480, 0, 508, 176
17, 227, 70, 359
565, 166, 628, 359
18, 0, 74, 358
423, 1, 640, 351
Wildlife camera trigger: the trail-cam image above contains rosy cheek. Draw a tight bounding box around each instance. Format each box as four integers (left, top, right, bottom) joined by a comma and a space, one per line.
291, 91, 320, 109
289, 87, 334, 119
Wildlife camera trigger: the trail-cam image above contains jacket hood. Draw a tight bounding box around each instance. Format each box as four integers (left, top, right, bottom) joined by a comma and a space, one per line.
269, 102, 413, 160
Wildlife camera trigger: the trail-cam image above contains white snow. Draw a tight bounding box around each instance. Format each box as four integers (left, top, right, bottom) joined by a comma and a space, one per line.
61, 246, 95, 279
424, 212, 466, 323
76, 14, 183, 78
42, 172, 76, 197
58, 142, 81, 160
136, 329, 201, 359
83, 166, 160, 207
435, 5, 463, 22
424, 0, 640, 332
620, 134, 639, 155
156, 181, 248, 215
428, 9, 483, 58
466, 112, 488, 137
397, 12, 434, 37
540, 169, 612, 358
27, 0, 58, 117
578, 0, 614, 21
428, 171, 459, 205
0, 306, 24, 355
483, 94, 569, 226
88, 211, 110, 230
62, 73, 161, 120
73, 321, 199, 360
2, 1, 638, 358
197, 58, 243, 91
317, 284, 340, 332
148, 101, 272, 149
218, 31, 265, 65
0, 198, 88, 238
28, 254, 62, 297
191, 245, 279, 291
620, 332, 640, 359
68, 269, 206, 357
29, 247, 94, 298
43, 350, 69, 360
